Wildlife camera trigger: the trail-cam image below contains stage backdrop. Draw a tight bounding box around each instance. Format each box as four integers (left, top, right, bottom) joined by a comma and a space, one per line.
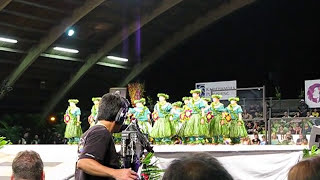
305, 79, 320, 108
196, 80, 237, 100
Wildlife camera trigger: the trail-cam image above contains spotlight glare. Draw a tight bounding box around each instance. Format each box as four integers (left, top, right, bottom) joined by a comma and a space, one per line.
53, 47, 79, 53
67, 29, 75, 36
0, 37, 18, 43
107, 56, 128, 62
50, 116, 56, 122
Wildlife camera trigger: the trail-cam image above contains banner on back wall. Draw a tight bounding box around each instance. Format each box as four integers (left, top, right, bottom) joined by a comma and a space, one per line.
110, 87, 127, 98
195, 80, 237, 100
305, 79, 320, 108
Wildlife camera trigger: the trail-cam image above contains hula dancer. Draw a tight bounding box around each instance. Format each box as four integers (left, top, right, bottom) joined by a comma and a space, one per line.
226, 97, 247, 144
64, 99, 83, 144
128, 98, 152, 134
170, 101, 183, 144
182, 89, 209, 144
202, 98, 212, 114
88, 97, 101, 128
202, 97, 213, 143
209, 95, 225, 144
150, 93, 174, 144
179, 97, 191, 143
182, 97, 191, 110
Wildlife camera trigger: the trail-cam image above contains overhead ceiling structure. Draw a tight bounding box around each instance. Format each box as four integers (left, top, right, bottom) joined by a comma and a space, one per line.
0, 0, 255, 116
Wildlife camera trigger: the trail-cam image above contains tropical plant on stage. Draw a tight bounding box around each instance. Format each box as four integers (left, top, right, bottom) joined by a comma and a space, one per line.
141, 152, 164, 180
0, 121, 22, 144
275, 86, 281, 100
0, 136, 11, 149
303, 145, 320, 158
298, 88, 305, 99
128, 83, 145, 106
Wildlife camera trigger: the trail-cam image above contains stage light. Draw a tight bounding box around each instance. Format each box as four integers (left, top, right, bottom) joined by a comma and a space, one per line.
53, 47, 79, 53
0, 37, 18, 43
67, 29, 75, 36
107, 56, 128, 62
50, 116, 56, 122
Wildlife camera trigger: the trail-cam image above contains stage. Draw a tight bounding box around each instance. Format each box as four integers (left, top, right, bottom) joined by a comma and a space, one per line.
0, 145, 305, 180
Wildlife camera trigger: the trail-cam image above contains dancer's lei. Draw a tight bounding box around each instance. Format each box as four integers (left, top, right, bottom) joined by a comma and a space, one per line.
211, 102, 223, 115
190, 98, 201, 113
227, 104, 243, 124
91, 105, 98, 117
157, 102, 170, 117
66, 106, 77, 123
136, 106, 148, 119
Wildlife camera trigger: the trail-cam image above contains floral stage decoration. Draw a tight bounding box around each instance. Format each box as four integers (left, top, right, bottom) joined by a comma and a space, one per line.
141, 152, 164, 180
128, 83, 145, 106
303, 145, 320, 158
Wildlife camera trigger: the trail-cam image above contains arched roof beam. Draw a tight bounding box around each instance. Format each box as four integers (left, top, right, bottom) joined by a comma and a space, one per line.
120, 0, 255, 86
42, 0, 183, 117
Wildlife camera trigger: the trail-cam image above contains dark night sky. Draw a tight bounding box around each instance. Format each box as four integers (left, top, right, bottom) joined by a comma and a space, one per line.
135, 0, 320, 102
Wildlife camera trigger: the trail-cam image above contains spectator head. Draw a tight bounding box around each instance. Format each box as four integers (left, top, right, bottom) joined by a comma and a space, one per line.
286, 132, 293, 141
34, 135, 38, 140
163, 152, 233, 180
295, 123, 300, 128
288, 156, 320, 180
284, 112, 288, 117
271, 133, 278, 139
307, 111, 311, 117
304, 123, 310, 129
23, 132, 29, 139
314, 108, 318, 112
242, 136, 251, 145
302, 138, 309, 145
11, 150, 44, 180
243, 109, 248, 114
253, 133, 259, 139
299, 134, 304, 139
289, 126, 294, 131
279, 125, 284, 130
262, 135, 266, 141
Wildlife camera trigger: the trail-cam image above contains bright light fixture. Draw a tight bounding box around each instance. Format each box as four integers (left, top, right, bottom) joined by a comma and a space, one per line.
67, 29, 75, 36
53, 47, 79, 53
107, 56, 128, 62
50, 116, 56, 122
0, 37, 18, 43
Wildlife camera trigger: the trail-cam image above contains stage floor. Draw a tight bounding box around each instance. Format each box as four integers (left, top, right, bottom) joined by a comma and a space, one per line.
0, 145, 305, 180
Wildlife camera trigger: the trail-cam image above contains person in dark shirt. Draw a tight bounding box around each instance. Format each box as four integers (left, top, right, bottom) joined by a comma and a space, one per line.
298, 99, 309, 117
75, 93, 137, 180
251, 133, 261, 145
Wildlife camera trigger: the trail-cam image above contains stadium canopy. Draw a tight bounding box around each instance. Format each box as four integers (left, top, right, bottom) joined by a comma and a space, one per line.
0, 0, 254, 116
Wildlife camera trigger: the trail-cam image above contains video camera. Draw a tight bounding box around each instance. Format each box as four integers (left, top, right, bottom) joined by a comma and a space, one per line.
120, 118, 153, 172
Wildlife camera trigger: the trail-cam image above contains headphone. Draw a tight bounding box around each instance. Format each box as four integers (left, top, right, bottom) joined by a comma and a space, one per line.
114, 96, 130, 124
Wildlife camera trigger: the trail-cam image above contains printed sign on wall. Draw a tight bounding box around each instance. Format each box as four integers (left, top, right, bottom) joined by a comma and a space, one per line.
305, 79, 320, 108
195, 80, 237, 100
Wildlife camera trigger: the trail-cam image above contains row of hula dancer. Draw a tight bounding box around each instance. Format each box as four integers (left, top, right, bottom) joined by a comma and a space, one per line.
128, 89, 247, 145
63, 97, 101, 144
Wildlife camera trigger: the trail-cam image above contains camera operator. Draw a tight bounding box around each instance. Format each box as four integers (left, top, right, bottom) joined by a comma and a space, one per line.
75, 93, 138, 180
